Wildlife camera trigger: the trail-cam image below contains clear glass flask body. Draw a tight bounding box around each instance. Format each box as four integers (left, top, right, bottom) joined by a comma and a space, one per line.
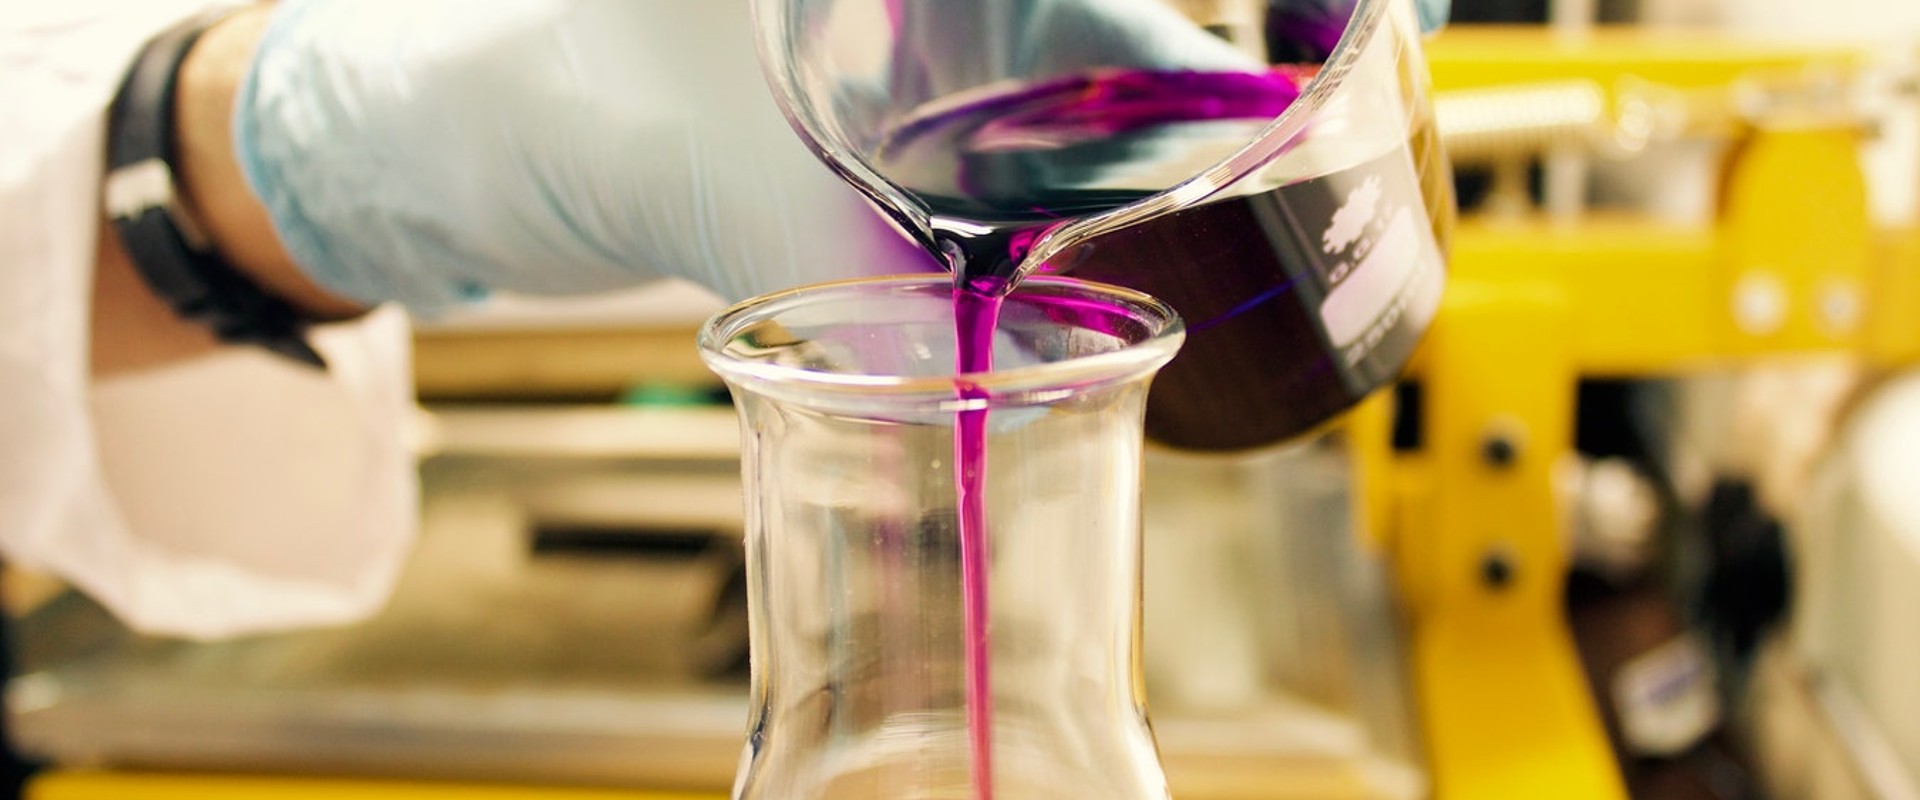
700, 276, 1184, 799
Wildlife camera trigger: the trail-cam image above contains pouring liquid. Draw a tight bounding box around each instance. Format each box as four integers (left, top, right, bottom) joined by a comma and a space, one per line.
913, 67, 1325, 799
951, 287, 1001, 800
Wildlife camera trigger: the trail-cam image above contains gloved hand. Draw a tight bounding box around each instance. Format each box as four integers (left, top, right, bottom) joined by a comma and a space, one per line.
237, 0, 1447, 312
237, 0, 931, 311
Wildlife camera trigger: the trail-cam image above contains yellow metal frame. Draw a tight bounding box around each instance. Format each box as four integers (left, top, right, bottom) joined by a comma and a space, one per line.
1372, 25, 1919, 800
1426, 26, 1863, 110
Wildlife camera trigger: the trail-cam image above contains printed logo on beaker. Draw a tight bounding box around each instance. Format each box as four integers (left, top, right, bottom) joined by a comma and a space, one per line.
1314, 159, 1440, 370
1323, 175, 1383, 255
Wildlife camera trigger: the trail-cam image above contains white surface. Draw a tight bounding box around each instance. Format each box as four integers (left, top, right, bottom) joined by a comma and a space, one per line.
1799, 370, 1920, 782
1748, 640, 1919, 800
1638, 0, 1920, 225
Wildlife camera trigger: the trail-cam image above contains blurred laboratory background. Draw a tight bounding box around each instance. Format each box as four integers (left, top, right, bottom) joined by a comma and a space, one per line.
10, 0, 1920, 799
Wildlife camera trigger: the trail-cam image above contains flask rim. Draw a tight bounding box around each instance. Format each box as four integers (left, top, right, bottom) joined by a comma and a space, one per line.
698, 275, 1185, 412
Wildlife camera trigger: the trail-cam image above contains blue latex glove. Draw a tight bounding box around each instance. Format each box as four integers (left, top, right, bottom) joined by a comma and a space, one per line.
236, 0, 931, 310
237, 0, 1445, 312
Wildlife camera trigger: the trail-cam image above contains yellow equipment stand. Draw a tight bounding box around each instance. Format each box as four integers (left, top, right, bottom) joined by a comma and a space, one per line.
1380, 24, 1915, 800
26, 26, 1918, 800
1396, 270, 1623, 798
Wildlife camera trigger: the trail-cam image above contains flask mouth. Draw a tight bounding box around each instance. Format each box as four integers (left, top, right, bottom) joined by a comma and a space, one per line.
698, 275, 1186, 414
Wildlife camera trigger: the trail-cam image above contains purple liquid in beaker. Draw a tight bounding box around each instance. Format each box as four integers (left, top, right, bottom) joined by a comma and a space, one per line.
886, 66, 1446, 451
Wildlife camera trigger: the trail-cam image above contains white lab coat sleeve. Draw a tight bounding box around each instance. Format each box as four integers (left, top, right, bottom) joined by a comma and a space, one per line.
0, 1, 420, 639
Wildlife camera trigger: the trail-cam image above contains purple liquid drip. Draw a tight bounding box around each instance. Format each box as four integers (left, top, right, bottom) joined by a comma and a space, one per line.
952, 286, 1002, 800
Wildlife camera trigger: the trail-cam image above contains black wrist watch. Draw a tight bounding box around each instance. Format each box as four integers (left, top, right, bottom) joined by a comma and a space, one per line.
103, 10, 327, 369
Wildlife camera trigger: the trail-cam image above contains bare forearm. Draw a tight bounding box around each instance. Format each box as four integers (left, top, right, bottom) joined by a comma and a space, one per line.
93, 5, 367, 376
91, 221, 221, 375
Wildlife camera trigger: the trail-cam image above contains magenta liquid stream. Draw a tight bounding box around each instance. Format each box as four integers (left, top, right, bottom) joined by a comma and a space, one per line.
952, 286, 1001, 800
928, 68, 1314, 800
917, 64, 1444, 797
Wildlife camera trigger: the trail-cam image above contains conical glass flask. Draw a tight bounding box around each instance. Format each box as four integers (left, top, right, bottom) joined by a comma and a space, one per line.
700, 276, 1184, 799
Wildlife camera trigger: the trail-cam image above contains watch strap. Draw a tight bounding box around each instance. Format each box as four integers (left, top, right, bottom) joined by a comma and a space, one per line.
104, 10, 327, 369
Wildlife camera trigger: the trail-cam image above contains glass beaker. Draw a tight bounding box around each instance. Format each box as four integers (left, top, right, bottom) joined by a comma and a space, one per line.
755, 0, 1453, 451
700, 276, 1184, 799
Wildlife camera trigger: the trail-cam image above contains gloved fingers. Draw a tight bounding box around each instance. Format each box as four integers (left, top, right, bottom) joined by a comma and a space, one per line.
1015, 0, 1264, 72
239, 0, 920, 311
1417, 0, 1451, 32
890, 0, 1259, 100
